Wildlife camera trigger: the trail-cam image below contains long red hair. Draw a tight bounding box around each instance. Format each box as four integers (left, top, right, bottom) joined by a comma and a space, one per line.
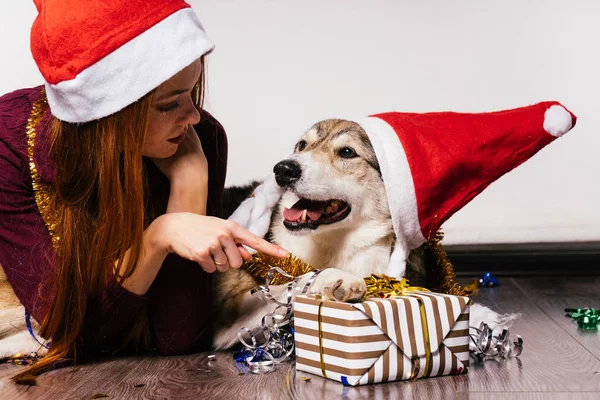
14, 59, 206, 383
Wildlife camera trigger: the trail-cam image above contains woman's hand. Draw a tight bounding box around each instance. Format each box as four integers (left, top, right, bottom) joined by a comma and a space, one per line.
155, 213, 288, 272
119, 213, 289, 295
151, 125, 209, 214
151, 124, 208, 184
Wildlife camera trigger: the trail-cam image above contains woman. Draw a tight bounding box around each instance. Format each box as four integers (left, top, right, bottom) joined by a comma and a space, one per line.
0, 0, 288, 380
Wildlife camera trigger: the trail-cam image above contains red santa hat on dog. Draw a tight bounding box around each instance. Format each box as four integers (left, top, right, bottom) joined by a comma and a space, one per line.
357, 101, 576, 277
230, 102, 576, 278
30, 0, 213, 123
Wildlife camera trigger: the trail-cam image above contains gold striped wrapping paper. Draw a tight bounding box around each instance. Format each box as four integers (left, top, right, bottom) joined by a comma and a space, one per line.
294, 292, 470, 386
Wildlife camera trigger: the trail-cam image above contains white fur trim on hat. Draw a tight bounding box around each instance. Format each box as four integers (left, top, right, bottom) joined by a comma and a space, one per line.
45, 8, 214, 123
357, 117, 426, 246
388, 239, 409, 278
349, 116, 426, 277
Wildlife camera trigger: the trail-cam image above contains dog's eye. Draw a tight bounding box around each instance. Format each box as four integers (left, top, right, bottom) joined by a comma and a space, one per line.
297, 140, 308, 151
338, 147, 357, 159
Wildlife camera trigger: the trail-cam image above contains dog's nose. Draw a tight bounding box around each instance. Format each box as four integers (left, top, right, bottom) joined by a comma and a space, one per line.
273, 160, 302, 187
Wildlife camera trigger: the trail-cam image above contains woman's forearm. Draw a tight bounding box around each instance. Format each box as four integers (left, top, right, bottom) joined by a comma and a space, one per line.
118, 175, 208, 295
166, 177, 208, 215
117, 217, 169, 295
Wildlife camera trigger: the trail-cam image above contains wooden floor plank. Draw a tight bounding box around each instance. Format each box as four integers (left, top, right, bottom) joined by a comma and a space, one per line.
291, 371, 469, 400
104, 352, 295, 400
466, 393, 600, 400
455, 277, 600, 393
513, 276, 600, 361
0, 356, 142, 400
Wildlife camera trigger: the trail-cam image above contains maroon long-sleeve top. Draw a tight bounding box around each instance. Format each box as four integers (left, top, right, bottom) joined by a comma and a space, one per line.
0, 86, 228, 356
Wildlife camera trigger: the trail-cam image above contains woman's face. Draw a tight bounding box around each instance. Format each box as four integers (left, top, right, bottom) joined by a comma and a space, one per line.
143, 58, 203, 158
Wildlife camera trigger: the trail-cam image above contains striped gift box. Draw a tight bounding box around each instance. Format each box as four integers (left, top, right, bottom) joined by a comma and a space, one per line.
294, 292, 470, 386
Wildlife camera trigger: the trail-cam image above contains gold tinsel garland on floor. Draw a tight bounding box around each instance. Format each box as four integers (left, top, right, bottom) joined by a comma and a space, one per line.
242, 231, 468, 298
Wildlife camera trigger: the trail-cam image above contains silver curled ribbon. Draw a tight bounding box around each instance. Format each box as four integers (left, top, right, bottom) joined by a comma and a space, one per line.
469, 322, 523, 362
236, 266, 322, 374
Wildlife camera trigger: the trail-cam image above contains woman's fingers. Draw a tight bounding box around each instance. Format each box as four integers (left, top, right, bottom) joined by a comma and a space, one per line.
220, 235, 244, 269
237, 244, 252, 261
158, 215, 288, 274
197, 249, 217, 273
207, 238, 229, 272
228, 222, 289, 258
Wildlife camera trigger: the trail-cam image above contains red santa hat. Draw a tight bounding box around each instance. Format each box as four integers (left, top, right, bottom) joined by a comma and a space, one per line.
229, 101, 577, 278
30, 0, 214, 123
355, 101, 576, 277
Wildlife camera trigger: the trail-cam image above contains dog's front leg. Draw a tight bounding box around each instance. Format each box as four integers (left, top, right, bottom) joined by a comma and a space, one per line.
297, 268, 367, 302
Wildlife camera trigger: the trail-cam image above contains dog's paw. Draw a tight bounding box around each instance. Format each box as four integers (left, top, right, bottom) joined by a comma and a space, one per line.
311, 268, 366, 302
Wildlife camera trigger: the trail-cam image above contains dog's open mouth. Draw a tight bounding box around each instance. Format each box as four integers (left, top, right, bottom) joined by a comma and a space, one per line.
283, 199, 351, 230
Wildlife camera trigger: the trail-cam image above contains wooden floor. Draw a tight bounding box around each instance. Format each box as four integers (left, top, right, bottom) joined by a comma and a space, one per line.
1, 276, 599, 400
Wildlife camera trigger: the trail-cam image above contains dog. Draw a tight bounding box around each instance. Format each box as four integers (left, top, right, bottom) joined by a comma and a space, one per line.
212, 119, 509, 349
0, 119, 507, 358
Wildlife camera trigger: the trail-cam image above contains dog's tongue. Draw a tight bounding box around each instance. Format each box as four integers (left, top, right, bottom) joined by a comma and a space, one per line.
283, 199, 326, 222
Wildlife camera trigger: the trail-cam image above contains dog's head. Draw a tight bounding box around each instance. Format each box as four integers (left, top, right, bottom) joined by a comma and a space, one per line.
271, 119, 391, 235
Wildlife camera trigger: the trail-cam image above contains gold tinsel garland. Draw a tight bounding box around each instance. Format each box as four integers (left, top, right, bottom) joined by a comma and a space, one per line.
422, 231, 468, 297
242, 253, 317, 285
243, 232, 468, 297
26, 90, 60, 248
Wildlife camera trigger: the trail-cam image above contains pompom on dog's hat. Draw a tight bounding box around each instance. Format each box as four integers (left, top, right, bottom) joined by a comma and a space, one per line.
230, 102, 576, 278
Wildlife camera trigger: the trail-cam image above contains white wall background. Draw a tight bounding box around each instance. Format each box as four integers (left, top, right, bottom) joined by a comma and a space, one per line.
2, 0, 599, 245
